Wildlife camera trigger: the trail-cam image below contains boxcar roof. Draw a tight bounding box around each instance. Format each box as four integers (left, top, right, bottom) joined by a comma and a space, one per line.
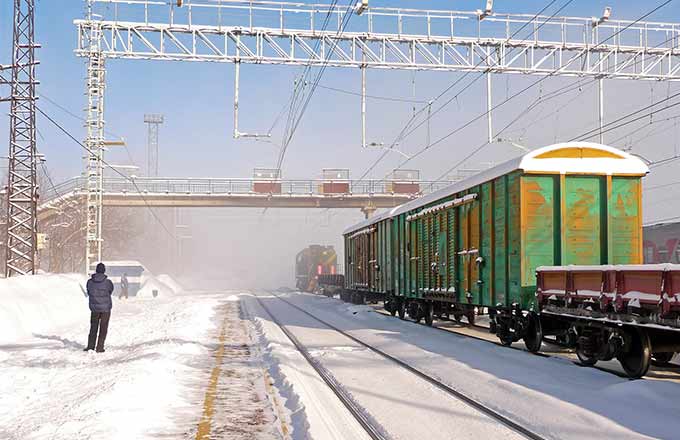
343, 142, 648, 235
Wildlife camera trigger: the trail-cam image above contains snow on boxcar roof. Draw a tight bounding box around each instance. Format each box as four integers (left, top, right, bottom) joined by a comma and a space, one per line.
342, 206, 401, 235
343, 142, 648, 235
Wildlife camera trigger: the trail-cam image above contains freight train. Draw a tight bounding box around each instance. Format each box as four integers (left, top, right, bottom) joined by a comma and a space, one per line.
295, 245, 337, 292
340, 142, 680, 378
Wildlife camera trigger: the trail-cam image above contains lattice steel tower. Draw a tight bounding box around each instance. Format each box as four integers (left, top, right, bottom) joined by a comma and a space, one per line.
144, 114, 163, 177
83, 4, 106, 273
6, 0, 39, 277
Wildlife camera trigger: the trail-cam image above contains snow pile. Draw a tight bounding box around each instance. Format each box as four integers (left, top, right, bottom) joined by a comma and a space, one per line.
157, 274, 183, 293
136, 273, 180, 298
0, 273, 86, 345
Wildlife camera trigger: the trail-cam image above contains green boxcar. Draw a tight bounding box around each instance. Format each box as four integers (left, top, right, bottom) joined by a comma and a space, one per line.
343, 143, 647, 333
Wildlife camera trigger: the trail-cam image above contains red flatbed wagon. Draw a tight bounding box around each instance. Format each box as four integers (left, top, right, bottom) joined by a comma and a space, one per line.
537, 264, 680, 377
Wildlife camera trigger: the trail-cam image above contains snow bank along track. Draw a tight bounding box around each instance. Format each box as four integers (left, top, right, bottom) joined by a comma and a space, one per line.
261, 292, 548, 440
373, 307, 680, 381
372, 309, 631, 377
252, 293, 385, 440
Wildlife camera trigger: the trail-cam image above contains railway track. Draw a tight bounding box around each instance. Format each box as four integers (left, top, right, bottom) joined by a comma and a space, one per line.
370, 306, 680, 381
252, 293, 386, 440
263, 291, 548, 440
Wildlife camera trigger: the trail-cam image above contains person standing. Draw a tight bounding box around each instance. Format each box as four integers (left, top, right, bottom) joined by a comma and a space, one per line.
120, 273, 129, 300
84, 263, 114, 353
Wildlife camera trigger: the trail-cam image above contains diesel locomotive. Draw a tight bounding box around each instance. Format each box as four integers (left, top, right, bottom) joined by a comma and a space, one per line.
340, 142, 679, 378
295, 245, 338, 292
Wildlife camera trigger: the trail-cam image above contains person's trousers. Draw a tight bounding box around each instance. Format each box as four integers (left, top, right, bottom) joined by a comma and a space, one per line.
87, 311, 111, 351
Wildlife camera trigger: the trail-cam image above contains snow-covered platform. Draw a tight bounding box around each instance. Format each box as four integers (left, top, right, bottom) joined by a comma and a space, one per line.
0, 276, 282, 439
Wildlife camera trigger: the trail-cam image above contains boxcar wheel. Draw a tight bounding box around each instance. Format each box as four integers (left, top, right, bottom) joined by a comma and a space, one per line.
523, 313, 543, 353
651, 352, 674, 367
466, 309, 476, 326
424, 303, 434, 326
388, 300, 397, 317
398, 300, 406, 320
497, 323, 513, 346
617, 328, 651, 379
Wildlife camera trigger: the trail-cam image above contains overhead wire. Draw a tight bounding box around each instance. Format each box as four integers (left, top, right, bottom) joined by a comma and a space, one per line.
608, 114, 680, 147
38, 92, 139, 168
36, 106, 176, 239
568, 93, 680, 142
277, 0, 340, 142
436, 91, 680, 183
275, 0, 356, 171
316, 84, 429, 104
484, 30, 680, 148
352, 0, 569, 184
391, 0, 674, 181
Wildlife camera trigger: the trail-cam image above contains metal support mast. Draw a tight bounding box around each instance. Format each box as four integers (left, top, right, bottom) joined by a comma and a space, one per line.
6, 0, 39, 277
598, 77, 605, 144
84, 5, 106, 273
486, 72, 493, 144
144, 114, 164, 176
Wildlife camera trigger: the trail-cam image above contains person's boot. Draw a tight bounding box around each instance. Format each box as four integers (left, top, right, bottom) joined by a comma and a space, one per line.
83, 347, 94, 352
95, 348, 105, 353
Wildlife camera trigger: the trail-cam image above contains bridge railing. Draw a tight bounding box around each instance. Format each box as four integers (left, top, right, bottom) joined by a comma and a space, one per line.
41, 177, 453, 203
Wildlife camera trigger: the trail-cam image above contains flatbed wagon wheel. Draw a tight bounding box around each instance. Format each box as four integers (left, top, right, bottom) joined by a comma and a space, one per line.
617, 328, 652, 379
398, 300, 406, 320
499, 333, 514, 347
651, 352, 675, 367
523, 313, 543, 353
576, 348, 598, 367
424, 303, 434, 326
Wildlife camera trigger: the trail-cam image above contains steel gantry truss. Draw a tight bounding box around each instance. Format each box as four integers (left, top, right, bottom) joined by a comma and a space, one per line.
75, 0, 680, 79
83, 7, 106, 273
71, 0, 680, 268
5, 0, 39, 277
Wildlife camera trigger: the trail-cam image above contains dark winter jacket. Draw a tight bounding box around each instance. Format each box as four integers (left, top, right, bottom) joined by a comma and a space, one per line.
86, 273, 115, 312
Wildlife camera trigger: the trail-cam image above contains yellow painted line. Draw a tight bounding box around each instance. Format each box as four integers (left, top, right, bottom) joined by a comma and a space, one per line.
263, 369, 290, 438
196, 314, 228, 440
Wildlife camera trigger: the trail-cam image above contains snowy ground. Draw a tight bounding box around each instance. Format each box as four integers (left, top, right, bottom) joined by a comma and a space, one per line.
0, 276, 282, 440
250, 291, 680, 440
5, 280, 680, 440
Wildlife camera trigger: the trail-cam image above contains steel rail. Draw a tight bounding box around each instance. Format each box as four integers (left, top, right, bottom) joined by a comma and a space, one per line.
270, 291, 548, 440
252, 293, 387, 440
371, 308, 636, 380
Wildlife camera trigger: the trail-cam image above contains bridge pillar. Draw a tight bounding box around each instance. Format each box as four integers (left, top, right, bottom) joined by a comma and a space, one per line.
360, 204, 377, 219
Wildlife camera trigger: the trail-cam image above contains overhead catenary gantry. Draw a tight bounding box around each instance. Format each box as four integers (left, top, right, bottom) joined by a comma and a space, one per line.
75, 1, 680, 78
73, 0, 680, 270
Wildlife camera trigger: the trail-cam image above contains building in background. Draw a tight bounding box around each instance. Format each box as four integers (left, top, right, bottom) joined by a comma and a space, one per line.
643, 222, 680, 263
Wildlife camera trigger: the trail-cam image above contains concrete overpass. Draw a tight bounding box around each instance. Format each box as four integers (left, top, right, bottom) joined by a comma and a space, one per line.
39, 177, 451, 221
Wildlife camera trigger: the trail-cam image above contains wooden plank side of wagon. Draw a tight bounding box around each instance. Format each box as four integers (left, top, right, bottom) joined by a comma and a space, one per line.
493, 176, 509, 308
609, 176, 643, 264
563, 175, 603, 266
